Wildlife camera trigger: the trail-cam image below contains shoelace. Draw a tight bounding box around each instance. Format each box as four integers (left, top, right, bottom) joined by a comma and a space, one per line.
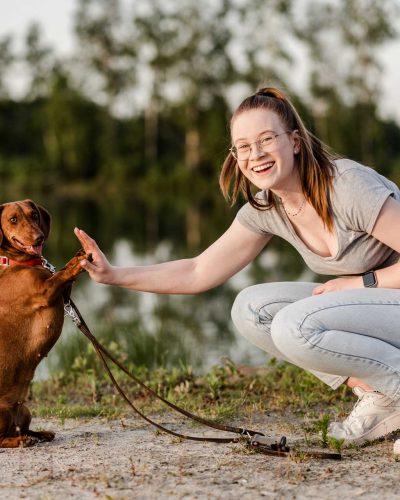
348, 391, 382, 420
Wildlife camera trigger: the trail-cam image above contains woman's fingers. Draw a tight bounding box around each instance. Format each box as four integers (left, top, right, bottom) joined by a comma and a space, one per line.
74, 227, 97, 252
74, 228, 104, 261
74, 227, 114, 283
79, 258, 96, 271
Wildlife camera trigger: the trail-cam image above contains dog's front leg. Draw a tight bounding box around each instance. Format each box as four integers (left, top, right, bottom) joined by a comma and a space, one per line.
0, 436, 36, 448
42, 249, 90, 304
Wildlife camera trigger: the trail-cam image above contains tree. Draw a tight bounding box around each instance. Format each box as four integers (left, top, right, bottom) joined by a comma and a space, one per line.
73, 0, 137, 176
0, 35, 14, 98
23, 23, 54, 100
293, 0, 400, 165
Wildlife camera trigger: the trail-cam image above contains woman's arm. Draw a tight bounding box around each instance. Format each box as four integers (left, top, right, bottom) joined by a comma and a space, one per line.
313, 196, 400, 294
368, 196, 400, 288
74, 220, 271, 294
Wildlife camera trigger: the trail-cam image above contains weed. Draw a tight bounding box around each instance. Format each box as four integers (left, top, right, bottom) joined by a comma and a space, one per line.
314, 414, 331, 447
327, 436, 345, 453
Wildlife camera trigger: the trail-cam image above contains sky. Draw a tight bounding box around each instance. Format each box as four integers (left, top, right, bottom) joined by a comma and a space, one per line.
1, 0, 400, 123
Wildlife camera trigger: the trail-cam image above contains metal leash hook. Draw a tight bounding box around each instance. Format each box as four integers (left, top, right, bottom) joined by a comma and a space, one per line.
64, 300, 82, 326
40, 257, 56, 274
40, 257, 82, 327
250, 433, 290, 452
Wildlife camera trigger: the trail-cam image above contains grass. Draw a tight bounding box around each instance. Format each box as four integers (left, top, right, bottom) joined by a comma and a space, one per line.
29, 358, 353, 429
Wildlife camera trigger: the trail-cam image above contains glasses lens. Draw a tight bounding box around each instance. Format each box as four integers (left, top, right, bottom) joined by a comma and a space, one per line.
231, 133, 286, 161
235, 146, 250, 160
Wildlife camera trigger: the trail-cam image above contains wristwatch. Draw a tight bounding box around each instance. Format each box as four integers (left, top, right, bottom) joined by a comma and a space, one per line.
362, 270, 378, 288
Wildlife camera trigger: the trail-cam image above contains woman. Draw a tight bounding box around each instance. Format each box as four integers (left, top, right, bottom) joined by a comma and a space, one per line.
75, 87, 400, 446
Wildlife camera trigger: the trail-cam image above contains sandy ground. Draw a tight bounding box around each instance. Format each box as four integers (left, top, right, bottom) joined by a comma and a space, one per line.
0, 413, 399, 500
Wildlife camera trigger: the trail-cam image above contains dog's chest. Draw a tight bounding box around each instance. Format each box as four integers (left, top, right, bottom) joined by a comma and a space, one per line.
0, 285, 64, 359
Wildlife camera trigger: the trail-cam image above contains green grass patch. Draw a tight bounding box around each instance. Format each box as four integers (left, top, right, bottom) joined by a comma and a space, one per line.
29, 358, 353, 426
33, 404, 120, 420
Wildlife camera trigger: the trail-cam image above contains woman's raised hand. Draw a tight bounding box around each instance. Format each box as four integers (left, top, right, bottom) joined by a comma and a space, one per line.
74, 228, 115, 284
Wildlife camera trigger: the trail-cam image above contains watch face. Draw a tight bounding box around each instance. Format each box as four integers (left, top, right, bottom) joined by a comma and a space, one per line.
363, 271, 377, 288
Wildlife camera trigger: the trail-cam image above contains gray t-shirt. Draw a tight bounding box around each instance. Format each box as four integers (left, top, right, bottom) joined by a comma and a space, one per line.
236, 159, 400, 275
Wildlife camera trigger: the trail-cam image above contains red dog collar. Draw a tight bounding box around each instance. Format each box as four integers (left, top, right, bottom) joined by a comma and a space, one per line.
0, 256, 43, 266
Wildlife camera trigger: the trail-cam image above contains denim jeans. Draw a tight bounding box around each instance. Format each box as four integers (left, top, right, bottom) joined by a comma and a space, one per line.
231, 282, 400, 399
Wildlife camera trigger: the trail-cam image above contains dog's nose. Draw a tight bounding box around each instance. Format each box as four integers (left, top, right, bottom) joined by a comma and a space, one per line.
35, 236, 44, 246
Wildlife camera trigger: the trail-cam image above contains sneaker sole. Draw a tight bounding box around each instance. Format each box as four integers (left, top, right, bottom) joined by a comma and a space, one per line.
339, 411, 400, 445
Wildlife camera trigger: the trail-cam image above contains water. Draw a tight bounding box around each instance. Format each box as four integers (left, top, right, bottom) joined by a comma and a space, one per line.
2, 192, 311, 376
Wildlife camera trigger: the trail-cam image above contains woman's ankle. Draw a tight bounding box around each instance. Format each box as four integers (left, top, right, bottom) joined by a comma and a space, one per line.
345, 377, 374, 392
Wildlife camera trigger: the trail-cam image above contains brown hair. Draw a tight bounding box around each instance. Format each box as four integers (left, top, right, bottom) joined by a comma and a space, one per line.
219, 87, 338, 230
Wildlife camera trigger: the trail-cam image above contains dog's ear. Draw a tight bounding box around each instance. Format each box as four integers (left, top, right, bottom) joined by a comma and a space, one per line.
0, 205, 3, 246
37, 204, 51, 241
24, 199, 51, 241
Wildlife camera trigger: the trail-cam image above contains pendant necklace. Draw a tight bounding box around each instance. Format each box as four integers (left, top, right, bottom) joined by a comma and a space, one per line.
281, 198, 306, 217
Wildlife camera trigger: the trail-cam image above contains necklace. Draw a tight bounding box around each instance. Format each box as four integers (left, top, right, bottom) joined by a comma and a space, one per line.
281, 198, 306, 217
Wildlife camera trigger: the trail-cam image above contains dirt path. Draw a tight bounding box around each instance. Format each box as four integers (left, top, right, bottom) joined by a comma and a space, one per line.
0, 414, 399, 499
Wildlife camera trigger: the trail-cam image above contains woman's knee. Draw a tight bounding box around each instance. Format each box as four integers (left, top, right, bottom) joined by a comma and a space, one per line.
231, 283, 282, 331
231, 285, 287, 357
270, 305, 308, 360
231, 286, 257, 333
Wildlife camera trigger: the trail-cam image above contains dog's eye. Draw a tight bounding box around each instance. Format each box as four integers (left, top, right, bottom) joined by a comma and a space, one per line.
9, 217, 17, 224
32, 212, 39, 221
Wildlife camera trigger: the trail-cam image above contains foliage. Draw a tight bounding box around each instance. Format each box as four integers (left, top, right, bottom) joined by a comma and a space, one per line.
0, 0, 399, 198
29, 359, 353, 425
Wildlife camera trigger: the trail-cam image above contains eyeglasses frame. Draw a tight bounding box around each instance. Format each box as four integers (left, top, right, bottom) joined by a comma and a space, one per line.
230, 131, 292, 161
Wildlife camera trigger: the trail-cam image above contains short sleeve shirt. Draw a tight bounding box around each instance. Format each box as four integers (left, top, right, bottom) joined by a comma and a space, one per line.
236, 159, 400, 275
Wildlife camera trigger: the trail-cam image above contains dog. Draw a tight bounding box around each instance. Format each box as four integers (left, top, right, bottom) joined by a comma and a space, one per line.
0, 199, 88, 448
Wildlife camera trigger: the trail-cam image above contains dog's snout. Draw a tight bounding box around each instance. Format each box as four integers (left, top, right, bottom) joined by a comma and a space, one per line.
35, 236, 44, 246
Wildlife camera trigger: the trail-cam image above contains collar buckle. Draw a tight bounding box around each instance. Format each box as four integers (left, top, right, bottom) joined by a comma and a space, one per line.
0, 256, 9, 266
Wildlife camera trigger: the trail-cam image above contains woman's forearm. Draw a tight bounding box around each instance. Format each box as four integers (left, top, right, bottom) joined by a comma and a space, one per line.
106, 258, 208, 294
74, 222, 270, 294
375, 261, 400, 289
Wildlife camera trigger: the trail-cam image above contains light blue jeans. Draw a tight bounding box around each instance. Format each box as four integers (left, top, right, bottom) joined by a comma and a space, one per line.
231, 282, 400, 399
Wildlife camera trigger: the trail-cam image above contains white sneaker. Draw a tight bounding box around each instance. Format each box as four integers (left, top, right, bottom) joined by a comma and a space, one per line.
394, 439, 400, 456
328, 387, 400, 445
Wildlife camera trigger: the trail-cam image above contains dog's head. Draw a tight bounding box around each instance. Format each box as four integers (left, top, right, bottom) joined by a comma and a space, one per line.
0, 199, 51, 257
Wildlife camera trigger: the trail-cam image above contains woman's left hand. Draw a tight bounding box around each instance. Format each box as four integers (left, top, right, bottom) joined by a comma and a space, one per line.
312, 276, 363, 295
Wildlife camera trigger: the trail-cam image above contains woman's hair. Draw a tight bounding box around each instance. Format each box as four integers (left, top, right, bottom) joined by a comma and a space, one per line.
219, 87, 338, 230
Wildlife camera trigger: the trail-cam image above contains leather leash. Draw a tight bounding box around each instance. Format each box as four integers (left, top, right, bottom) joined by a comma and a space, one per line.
63, 297, 341, 460
2, 256, 340, 457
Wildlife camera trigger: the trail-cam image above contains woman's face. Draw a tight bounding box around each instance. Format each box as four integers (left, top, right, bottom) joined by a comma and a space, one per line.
231, 108, 300, 193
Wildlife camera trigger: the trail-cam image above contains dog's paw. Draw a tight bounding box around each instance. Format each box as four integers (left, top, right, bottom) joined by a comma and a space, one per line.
36, 430, 55, 442
26, 429, 55, 443
18, 436, 38, 448
62, 250, 91, 276
75, 248, 93, 263
74, 248, 86, 258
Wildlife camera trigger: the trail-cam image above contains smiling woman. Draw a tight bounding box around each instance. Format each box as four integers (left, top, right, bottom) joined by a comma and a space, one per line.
74, 86, 400, 451
221, 87, 337, 232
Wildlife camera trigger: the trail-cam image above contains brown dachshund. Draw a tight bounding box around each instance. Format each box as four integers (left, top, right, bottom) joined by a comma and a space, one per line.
0, 199, 88, 448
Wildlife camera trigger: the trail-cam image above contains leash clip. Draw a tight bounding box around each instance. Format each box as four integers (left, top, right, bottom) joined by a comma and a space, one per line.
250, 433, 290, 452
41, 257, 56, 274
64, 300, 82, 326
39, 257, 82, 327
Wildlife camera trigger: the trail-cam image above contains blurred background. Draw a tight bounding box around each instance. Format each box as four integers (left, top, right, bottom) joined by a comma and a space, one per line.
1, 0, 400, 377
